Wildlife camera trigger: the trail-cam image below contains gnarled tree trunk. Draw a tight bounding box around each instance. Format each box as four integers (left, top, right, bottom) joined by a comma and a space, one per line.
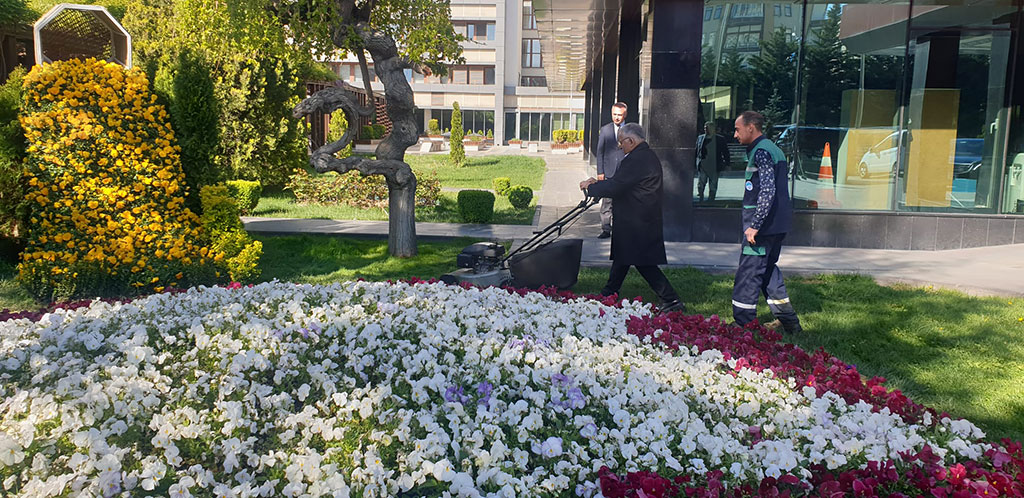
293, 20, 422, 257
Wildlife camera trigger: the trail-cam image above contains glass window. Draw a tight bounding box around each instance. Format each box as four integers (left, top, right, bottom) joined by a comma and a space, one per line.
505, 112, 516, 142
467, 23, 476, 40
452, 68, 468, 85
522, 39, 543, 68
404, 69, 412, 82
454, 24, 467, 37
705, 7, 713, 21
469, 68, 483, 85
486, 23, 496, 41
784, 5, 792, 16
699, 1, 802, 204
521, 76, 547, 87
774, 4, 782, 16
714, 6, 722, 19
523, 2, 537, 30
541, 112, 552, 142
484, 67, 495, 85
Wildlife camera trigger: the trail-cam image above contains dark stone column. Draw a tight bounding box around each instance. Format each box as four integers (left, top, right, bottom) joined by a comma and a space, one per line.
583, 83, 593, 162
599, 31, 619, 127
617, 0, 643, 122
648, 0, 703, 241
588, 70, 603, 165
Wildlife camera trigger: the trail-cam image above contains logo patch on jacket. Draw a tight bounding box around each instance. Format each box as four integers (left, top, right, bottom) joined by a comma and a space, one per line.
745, 181, 753, 191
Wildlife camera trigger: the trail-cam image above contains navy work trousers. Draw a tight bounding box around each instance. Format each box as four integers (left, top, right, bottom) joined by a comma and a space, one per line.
731, 233, 800, 329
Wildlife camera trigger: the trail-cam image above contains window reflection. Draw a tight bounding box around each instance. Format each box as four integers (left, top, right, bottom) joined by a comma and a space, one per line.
698, 1, 1024, 214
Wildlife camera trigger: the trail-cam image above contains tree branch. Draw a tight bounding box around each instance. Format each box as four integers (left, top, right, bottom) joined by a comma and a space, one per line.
292, 86, 369, 155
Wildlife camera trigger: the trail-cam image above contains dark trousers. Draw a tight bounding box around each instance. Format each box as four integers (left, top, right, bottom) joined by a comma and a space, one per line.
697, 164, 719, 201
600, 198, 613, 233
732, 233, 800, 328
601, 262, 680, 304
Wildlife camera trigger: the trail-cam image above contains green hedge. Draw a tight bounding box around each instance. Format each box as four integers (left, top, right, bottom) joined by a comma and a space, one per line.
508, 186, 534, 209
287, 170, 441, 208
492, 177, 511, 196
456, 190, 495, 223
225, 180, 263, 215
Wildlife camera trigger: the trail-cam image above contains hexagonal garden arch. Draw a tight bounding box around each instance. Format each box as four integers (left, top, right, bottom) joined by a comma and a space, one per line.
33, 4, 131, 68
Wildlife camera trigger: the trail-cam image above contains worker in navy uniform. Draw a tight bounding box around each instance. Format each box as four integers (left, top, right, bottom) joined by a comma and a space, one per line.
731, 111, 802, 334
594, 102, 628, 238
580, 122, 685, 314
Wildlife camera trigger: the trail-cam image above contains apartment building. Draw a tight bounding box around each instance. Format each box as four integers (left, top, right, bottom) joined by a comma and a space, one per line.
327, 0, 584, 144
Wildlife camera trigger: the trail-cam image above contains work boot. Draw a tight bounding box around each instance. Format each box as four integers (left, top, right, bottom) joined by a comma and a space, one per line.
598, 231, 611, 239
766, 319, 802, 334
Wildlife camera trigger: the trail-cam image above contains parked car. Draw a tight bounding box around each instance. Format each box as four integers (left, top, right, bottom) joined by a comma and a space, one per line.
857, 131, 902, 178
857, 133, 984, 179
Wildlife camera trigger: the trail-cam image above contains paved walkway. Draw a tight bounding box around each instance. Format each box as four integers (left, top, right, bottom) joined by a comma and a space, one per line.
244, 147, 1024, 297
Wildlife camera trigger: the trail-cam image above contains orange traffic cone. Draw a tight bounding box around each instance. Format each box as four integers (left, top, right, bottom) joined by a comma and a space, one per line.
816, 142, 840, 207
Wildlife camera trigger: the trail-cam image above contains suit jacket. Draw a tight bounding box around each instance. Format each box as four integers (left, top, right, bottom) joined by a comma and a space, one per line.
596, 122, 625, 178
696, 133, 730, 172
586, 142, 667, 266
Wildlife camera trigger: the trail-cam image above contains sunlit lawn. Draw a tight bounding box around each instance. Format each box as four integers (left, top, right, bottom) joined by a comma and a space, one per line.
254, 191, 536, 225
3, 236, 1023, 444
252, 154, 545, 225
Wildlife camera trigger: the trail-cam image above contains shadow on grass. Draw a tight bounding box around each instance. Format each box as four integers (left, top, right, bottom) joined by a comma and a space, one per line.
256, 234, 481, 284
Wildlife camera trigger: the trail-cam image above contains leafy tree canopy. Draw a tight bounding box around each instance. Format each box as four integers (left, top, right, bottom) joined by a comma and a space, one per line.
235, 0, 464, 76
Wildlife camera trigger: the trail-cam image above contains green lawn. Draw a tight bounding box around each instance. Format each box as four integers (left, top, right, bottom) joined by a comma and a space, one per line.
252, 154, 545, 224
0, 261, 34, 312
404, 154, 545, 190
254, 191, 536, 225
256, 234, 486, 284
3, 236, 1023, 443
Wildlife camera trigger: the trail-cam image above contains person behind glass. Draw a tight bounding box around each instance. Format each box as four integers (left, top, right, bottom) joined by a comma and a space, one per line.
594, 102, 628, 238
580, 123, 685, 314
731, 110, 802, 334
696, 121, 729, 202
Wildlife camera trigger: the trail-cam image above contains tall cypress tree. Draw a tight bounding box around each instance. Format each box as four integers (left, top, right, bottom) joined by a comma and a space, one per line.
450, 101, 465, 168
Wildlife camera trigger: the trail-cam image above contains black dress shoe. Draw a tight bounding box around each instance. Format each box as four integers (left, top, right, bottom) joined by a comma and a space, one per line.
598, 231, 611, 239
658, 300, 686, 315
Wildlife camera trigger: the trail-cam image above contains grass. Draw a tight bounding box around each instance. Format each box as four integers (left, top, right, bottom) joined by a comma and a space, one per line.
404, 154, 546, 190
2, 236, 1023, 443
252, 155, 545, 225
253, 191, 536, 225
0, 261, 35, 312
256, 234, 487, 284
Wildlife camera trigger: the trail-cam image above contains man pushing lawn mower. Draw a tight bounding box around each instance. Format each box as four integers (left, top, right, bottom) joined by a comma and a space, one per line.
580, 122, 685, 315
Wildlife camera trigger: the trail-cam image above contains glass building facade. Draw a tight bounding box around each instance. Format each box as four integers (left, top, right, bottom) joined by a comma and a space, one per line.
697, 1, 1024, 215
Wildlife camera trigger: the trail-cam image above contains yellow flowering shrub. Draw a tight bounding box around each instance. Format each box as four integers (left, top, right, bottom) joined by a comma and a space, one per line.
17, 58, 221, 300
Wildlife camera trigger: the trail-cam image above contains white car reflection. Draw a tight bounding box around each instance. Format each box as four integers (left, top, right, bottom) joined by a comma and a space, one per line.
857, 132, 900, 179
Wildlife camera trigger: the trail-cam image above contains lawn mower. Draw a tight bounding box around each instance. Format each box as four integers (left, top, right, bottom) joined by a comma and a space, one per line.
440, 196, 599, 289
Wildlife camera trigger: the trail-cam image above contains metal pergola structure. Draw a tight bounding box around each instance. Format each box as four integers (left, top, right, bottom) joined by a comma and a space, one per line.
34, 4, 131, 68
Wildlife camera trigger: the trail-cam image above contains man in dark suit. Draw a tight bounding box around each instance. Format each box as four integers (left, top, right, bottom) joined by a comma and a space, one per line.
580, 122, 685, 314
594, 102, 627, 238
696, 121, 730, 202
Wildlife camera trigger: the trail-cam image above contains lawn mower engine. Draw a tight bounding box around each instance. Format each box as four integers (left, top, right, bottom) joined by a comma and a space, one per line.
440, 196, 598, 289
439, 242, 512, 287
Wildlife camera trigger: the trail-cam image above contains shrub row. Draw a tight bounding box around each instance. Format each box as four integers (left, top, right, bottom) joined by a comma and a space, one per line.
553, 129, 584, 144
286, 170, 441, 208
225, 180, 262, 215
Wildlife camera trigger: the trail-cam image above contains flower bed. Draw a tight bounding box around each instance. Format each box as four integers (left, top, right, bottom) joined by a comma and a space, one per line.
0, 282, 1020, 497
